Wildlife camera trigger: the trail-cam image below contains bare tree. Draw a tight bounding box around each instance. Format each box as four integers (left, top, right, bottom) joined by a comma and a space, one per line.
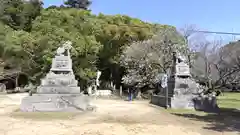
179, 25, 240, 93
212, 42, 240, 90
193, 39, 222, 88
179, 24, 197, 40
192, 37, 240, 94
178, 24, 208, 68
120, 28, 188, 88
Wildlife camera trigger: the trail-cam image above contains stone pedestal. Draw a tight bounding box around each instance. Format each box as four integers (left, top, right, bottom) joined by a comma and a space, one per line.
37, 71, 80, 94
167, 76, 198, 109
20, 41, 92, 112
21, 94, 90, 112
151, 76, 198, 109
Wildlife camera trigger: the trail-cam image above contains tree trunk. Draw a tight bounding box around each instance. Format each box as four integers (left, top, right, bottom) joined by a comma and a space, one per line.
15, 74, 19, 92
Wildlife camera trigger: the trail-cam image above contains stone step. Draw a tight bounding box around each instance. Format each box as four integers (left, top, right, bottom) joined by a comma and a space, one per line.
37, 86, 80, 94
20, 94, 91, 112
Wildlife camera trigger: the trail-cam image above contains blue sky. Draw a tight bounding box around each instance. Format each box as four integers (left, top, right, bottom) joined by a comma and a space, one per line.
43, 0, 240, 42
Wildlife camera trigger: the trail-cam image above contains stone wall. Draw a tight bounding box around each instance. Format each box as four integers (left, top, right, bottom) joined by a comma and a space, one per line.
193, 96, 219, 112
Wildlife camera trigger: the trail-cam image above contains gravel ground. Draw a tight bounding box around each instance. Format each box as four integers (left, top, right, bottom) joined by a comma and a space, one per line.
0, 93, 238, 135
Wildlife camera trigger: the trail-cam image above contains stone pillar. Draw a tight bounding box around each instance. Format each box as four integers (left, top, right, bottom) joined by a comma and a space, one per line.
93, 85, 97, 94
87, 86, 92, 95
15, 73, 19, 87
119, 85, 123, 97
167, 52, 195, 109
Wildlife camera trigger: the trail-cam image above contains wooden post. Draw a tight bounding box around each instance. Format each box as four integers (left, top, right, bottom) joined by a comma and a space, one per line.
110, 81, 113, 88
113, 84, 116, 90
15, 74, 19, 88
128, 88, 130, 100
15, 73, 19, 92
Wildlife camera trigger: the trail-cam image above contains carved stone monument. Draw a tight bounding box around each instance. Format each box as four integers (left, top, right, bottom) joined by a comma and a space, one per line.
167, 52, 197, 109
151, 52, 197, 109
151, 51, 219, 111
20, 41, 93, 112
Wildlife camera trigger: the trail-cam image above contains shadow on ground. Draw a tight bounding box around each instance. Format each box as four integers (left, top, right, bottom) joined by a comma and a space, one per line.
172, 108, 240, 132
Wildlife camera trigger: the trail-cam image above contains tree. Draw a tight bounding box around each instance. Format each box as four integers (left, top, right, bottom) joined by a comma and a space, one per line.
0, 22, 13, 57
0, 7, 183, 89
30, 9, 101, 87
178, 24, 209, 67
64, 0, 91, 10
0, 0, 43, 31
190, 37, 240, 94
179, 25, 220, 91
0, 9, 102, 88
120, 27, 187, 88
191, 39, 219, 86
212, 41, 240, 90
95, 14, 165, 88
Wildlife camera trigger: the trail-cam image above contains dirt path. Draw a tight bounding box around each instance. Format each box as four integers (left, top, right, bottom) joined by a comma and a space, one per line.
0, 94, 237, 135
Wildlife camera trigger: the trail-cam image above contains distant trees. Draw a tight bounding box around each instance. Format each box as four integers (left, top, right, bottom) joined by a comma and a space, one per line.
120, 27, 187, 88
0, 0, 43, 31
95, 14, 161, 88
64, 0, 92, 10
5, 0, 239, 92
0, 3, 173, 88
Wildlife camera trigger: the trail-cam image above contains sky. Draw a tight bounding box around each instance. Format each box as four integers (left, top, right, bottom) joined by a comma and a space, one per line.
43, 0, 240, 42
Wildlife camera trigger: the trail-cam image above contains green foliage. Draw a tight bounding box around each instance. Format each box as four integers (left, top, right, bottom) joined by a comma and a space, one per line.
0, 5, 179, 88
64, 0, 91, 10
218, 92, 240, 108
0, 22, 13, 57
30, 9, 101, 85
0, 0, 42, 32
95, 14, 166, 87
1, 9, 102, 86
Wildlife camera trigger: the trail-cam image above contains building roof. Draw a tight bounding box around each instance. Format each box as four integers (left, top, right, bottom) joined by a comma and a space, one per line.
0, 69, 22, 80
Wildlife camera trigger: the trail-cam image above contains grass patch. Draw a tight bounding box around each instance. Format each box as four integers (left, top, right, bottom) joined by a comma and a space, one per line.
166, 92, 240, 115
217, 92, 240, 109
167, 92, 240, 132
9, 109, 82, 121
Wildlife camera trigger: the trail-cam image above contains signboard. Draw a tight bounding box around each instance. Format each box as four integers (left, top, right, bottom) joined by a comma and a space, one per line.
51, 56, 72, 71
175, 62, 190, 76
161, 74, 168, 88
55, 60, 69, 68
